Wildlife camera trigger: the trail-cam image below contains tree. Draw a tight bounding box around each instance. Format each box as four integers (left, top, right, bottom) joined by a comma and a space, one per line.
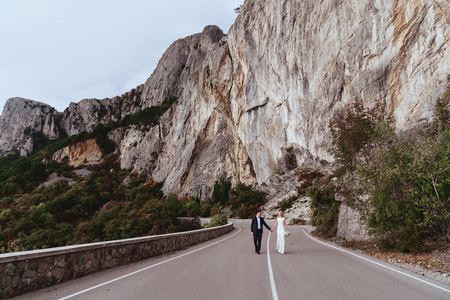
230, 184, 266, 218
212, 180, 231, 206
434, 75, 450, 130
330, 100, 389, 169
308, 179, 338, 236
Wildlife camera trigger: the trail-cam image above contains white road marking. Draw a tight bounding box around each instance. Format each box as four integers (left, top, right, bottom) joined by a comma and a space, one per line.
58, 226, 242, 300
302, 228, 450, 294
266, 231, 279, 300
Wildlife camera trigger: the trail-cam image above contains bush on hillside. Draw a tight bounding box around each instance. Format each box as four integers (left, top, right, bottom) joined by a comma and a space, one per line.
335, 76, 450, 252
211, 180, 231, 207
278, 196, 296, 212
0, 156, 194, 253
352, 125, 450, 251
203, 213, 228, 228
182, 197, 201, 217
330, 100, 389, 170
434, 74, 450, 129
230, 184, 266, 219
200, 202, 212, 217
308, 178, 339, 237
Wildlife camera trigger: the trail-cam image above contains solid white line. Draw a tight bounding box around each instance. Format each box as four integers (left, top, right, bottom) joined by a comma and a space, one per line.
58, 226, 242, 300
302, 228, 450, 294
266, 231, 279, 300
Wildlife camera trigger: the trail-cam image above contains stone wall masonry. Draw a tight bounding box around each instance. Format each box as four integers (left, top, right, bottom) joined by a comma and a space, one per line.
0, 223, 233, 299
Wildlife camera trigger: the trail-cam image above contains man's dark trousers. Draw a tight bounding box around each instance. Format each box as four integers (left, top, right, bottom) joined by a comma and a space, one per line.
254, 229, 263, 253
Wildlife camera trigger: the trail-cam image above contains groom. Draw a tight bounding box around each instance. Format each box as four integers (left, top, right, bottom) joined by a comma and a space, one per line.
251, 209, 272, 254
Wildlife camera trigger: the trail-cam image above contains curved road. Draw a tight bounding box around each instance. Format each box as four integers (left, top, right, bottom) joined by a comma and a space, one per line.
13, 223, 450, 300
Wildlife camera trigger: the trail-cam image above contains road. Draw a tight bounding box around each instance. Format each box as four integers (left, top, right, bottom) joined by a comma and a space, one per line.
12, 222, 450, 300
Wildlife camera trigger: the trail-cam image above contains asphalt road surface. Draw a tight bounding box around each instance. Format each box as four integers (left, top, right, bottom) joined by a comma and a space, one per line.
12, 223, 450, 300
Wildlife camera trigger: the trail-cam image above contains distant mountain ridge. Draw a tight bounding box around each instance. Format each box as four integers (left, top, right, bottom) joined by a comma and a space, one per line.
0, 0, 448, 199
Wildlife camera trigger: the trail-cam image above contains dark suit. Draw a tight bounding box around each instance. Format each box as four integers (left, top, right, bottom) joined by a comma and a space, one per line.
251, 216, 271, 253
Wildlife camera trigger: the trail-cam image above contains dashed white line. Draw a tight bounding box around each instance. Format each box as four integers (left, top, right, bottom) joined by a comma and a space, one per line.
58, 226, 242, 300
266, 231, 279, 300
302, 228, 450, 295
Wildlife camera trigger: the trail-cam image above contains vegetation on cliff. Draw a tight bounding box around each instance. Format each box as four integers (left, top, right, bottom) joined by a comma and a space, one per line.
31, 96, 178, 156
196, 180, 267, 219
316, 76, 450, 252
0, 154, 203, 253
0, 97, 177, 197
0, 97, 206, 253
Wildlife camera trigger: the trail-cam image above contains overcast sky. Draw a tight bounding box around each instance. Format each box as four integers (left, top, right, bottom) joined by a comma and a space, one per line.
0, 0, 242, 113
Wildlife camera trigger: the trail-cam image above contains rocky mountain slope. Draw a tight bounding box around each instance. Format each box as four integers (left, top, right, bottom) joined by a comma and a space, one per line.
0, 0, 448, 200
0, 98, 61, 157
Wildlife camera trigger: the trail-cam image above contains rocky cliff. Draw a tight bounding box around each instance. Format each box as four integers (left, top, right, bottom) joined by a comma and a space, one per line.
227, 0, 449, 183
52, 139, 103, 167
0, 98, 61, 157
0, 0, 448, 199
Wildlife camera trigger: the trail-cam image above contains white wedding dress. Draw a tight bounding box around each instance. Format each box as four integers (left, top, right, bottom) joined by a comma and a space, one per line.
276, 217, 285, 254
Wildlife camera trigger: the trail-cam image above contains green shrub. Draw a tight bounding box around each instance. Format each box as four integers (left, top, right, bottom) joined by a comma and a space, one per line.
211, 180, 231, 206
0, 197, 13, 205
203, 213, 228, 228
0, 147, 194, 252
92, 124, 116, 154
200, 202, 212, 217
233, 203, 249, 219
367, 188, 427, 252
354, 126, 450, 251
120, 97, 177, 128
230, 184, 266, 219
278, 196, 296, 211
330, 100, 389, 170
308, 178, 339, 237
434, 74, 450, 129
285, 153, 297, 170
183, 198, 200, 217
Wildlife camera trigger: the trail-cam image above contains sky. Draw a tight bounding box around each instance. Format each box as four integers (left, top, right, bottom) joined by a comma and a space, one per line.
0, 0, 242, 113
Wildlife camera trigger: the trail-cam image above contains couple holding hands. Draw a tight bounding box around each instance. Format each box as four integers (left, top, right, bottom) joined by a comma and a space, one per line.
251, 209, 288, 254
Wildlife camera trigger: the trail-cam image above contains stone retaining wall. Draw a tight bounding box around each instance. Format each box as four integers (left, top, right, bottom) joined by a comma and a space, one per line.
0, 223, 233, 298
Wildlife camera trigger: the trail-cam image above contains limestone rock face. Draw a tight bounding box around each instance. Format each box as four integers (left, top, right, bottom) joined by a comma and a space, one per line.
117, 26, 255, 198
337, 202, 371, 241
60, 98, 116, 136
259, 169, 301, 210
0, 86, 144, 157
113, 126, 161, 174
0, 98, 61, 157
226, 0, 450, 184
60, 85, 144, 136
140, 25, 226, 108
52, 139, 103, 167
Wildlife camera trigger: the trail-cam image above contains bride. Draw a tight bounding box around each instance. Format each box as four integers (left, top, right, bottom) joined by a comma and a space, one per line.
271, 211, 287, 254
